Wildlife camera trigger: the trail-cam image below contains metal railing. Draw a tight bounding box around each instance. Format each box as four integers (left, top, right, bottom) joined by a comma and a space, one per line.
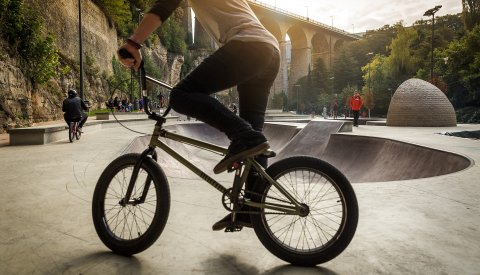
247, 0, 360, 40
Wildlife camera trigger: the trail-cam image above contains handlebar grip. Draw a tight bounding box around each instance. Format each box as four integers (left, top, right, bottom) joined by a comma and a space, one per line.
118, 48, 134, 59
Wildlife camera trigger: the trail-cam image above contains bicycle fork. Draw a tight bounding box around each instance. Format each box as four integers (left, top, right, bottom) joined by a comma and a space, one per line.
120, 147, 158, 206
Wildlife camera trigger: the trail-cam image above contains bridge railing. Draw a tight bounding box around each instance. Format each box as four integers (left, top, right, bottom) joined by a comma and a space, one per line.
248, 0, 360, 39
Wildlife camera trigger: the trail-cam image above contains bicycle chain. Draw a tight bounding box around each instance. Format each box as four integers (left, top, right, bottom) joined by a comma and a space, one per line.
240, 189, 297, 216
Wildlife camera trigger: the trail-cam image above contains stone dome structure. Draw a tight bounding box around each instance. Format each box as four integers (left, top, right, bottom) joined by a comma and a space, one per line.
387, 78, 457, 127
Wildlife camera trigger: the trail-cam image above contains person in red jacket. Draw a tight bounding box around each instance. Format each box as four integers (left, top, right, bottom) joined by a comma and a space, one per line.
349, 90, 362, 127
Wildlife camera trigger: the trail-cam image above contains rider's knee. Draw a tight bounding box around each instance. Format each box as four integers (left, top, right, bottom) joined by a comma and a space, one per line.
169, 87, 186, 112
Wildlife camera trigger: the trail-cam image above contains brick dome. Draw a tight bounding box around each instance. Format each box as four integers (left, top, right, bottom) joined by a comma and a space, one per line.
387, 78, 456, 127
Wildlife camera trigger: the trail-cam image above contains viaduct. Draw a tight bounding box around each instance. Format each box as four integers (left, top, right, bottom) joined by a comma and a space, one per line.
183, 1, 360, 96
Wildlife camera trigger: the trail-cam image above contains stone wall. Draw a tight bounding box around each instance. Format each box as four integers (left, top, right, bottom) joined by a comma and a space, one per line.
0, 1, 185, 133
26, 0, 118, 73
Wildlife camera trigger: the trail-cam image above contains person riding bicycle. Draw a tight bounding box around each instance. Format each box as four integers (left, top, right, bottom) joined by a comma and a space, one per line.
118, 0, 280, 231
62, 89, 89, 132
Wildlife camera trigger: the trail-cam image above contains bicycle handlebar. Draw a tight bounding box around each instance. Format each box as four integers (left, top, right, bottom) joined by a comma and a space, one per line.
118, 48, 172, 119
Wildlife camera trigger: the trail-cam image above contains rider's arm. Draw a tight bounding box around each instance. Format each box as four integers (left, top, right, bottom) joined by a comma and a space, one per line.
81, 100, 88, 111
118, 0, 182, 70
62, 99, 66, 112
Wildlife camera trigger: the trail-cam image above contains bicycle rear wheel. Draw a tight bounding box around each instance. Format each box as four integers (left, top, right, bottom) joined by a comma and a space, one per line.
68, 122, 75, 142
251, 156, 358, 266
92, 153, 170, 255
75, 126, 81, 140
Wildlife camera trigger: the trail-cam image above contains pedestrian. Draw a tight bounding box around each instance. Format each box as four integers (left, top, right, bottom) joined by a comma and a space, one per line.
113, 96, 120, 112
139, 97, 144, 112
330, 98, 338, 119
322, 106, 327, 119
349, 90, 363, 127
117, 0, 280, 231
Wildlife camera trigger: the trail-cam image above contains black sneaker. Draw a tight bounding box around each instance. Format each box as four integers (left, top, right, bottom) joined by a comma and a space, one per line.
213, 131, 269, 174
212, 212, 252, 231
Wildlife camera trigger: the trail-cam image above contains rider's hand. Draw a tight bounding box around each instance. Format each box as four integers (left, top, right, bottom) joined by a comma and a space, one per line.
118, 42, 142, 71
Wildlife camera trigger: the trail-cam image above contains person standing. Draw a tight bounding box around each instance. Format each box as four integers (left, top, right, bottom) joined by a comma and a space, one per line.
330, 98, 338, 119
349, 90, 362, 127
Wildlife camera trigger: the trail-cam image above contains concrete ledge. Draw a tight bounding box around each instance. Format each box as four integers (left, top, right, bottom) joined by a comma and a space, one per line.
366, 120, 387, 126
8, 116, 178, 146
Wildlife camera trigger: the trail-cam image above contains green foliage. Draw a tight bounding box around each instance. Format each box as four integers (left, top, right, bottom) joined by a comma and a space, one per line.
462, 0, 480, 31
439, 25, 480, 106
383, 25, 419, 79
92, 0, 133, 36
271, 92, 286, 110
0, 0, 60, 84
157, 9, 187, 55
109, 56, 136, 99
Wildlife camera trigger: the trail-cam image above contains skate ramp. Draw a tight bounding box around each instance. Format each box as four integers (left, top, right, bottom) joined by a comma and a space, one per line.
125, 121, 471, 183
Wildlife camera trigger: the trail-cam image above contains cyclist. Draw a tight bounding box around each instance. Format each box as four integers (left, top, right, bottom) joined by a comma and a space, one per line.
62, 89, 89, 132
118, 0, 280, 231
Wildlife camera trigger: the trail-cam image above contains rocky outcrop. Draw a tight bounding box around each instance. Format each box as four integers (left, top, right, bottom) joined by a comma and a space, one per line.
26, 0, 118, 74
0, 0, 185, 133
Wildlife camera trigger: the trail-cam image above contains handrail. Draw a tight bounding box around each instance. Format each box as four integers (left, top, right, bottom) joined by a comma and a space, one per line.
247, 0, 360, 40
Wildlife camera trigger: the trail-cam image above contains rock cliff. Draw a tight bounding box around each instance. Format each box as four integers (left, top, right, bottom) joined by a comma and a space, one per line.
0, 0, 184, 133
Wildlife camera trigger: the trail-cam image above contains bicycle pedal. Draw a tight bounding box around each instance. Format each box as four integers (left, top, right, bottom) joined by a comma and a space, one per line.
224, 224, 243, 232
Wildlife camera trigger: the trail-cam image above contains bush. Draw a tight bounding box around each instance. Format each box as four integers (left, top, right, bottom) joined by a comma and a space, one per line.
0, 0, 59, 84
456, 106, 480, 123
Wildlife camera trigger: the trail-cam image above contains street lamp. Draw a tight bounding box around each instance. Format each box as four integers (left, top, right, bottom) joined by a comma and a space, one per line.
366, 52, 374, 92
294, 84, 301, 114
305, 6, 309, 20
423, 5, 442, 80
78, 0, 84, 100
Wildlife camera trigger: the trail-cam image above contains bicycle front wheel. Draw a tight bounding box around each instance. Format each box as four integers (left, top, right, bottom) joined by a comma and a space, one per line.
92, 153, 170, 255
251, 156, 358, 266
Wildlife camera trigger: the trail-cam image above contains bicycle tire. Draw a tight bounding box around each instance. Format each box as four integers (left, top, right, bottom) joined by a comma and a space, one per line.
92, 153, 170, 255
75, 126, 81, 140
68, 123, 74, 143
250, 156, 358, 266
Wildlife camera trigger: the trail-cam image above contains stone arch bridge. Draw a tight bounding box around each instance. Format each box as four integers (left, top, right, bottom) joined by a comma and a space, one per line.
184, 1, 359, 97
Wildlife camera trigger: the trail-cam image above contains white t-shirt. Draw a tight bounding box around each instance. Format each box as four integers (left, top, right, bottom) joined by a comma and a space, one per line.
149, 0, 279, 50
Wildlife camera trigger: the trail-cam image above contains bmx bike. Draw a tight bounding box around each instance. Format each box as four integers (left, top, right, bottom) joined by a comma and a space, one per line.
91, 55, 359, 266
68, 120, 81, 143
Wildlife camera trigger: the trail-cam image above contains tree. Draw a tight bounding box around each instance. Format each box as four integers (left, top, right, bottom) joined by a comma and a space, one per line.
363, 89, 375, 118
462, 0, 480, 31
442, 25, 480, 105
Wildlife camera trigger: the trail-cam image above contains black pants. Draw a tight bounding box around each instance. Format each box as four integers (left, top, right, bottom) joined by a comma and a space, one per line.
352, 110, 360, 126
64, 113, 88, 128
170, 40, 280, 140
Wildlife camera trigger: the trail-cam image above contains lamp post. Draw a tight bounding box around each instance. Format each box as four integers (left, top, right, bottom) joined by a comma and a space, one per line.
423, 5, 442, 80
366, 52, 374, 92
294, 84, 301, 114
133, 7, 143, 103
78, 0, 84, 100
305, 6, 309, 20
329, 16, 333, 70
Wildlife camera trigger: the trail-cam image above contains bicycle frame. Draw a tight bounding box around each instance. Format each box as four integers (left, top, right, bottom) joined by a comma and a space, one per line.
120, 61, 306, 216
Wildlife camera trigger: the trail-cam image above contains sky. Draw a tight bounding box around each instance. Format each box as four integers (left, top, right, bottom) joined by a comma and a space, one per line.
256, 0, 463, 33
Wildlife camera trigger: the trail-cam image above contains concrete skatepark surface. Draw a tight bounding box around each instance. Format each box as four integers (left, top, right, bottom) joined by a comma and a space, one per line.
1, 119, 479, 274
126, 121, 471, 183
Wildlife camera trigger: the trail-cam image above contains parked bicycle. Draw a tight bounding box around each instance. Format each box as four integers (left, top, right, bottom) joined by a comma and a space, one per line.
91, 53, 359, 266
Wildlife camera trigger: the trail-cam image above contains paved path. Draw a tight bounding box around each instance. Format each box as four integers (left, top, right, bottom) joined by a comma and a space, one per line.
0, 121, 479, 274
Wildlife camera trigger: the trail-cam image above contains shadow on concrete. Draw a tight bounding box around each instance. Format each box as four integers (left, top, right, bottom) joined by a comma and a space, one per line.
44, 251, 152, 274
